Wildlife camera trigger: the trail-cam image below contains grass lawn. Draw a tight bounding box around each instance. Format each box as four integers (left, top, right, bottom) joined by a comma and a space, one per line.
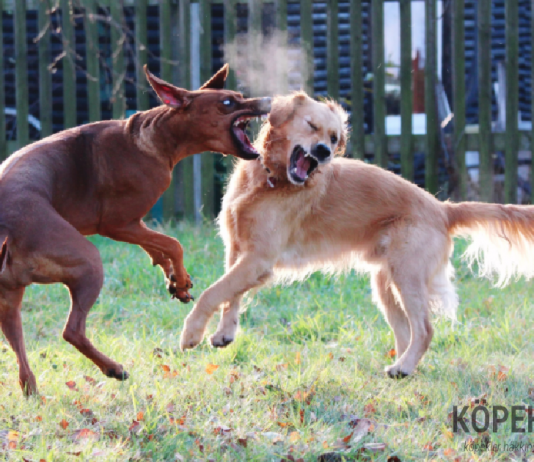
1, 222, 534, 461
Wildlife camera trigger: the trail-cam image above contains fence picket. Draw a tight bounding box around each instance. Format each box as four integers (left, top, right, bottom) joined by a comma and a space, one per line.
425, 0, 438, 194
111, 0, 126, 119
400, 0, 412, 179
15, 0, 29, 150
505, 0, 519, 204
372, 0, 386, 168
350, 0, 364, 159
453, 0, 466, 200
61, 0, 76, 129
478, 0, 493, 202
135, 0, 149, 112
38, 0, 52, 137
300, 0, 313, 95
85, 0, 101, 122
326, 0, 339, 99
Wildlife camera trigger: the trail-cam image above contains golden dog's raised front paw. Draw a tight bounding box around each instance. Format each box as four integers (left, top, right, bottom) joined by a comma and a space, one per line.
180, 319, 206, 351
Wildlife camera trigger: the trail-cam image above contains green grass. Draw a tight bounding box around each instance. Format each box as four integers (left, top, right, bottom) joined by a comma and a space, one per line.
1, 222, 534, 461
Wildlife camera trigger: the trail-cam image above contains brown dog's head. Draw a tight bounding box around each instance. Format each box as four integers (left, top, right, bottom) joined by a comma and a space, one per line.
259, 92, 348, 185
144, 64, 271, 159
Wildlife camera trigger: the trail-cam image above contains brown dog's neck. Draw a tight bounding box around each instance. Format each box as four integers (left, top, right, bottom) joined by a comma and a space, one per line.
126, 106, 209, 169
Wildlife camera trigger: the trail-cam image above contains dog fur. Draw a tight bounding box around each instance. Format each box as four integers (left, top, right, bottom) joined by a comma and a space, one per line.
0, 64, 271, 395
179, 92, 534, 378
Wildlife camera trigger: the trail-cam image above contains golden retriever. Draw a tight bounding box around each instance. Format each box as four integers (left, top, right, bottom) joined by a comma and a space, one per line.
179, 92, 534, 378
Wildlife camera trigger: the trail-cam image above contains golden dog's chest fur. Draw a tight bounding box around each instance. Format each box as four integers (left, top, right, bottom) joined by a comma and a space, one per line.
180, 92, 534, 379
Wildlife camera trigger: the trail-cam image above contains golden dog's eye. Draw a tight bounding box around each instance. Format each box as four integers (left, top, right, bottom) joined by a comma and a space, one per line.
307, 120, 318, 132
331, 134, 338, 144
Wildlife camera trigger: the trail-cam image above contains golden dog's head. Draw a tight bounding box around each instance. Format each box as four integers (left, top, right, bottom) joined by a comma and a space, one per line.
257, 92, 348, 185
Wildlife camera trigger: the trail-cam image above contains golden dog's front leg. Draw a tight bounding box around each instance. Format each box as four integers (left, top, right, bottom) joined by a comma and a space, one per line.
180, 254, 273, 350
210, 295, 243, 347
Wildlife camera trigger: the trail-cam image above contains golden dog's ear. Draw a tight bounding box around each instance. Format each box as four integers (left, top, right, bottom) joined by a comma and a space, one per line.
269, 93, 307, 128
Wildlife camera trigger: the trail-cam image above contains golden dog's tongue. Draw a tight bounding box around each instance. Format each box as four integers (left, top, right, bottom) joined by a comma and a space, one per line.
296, 152, 311, 179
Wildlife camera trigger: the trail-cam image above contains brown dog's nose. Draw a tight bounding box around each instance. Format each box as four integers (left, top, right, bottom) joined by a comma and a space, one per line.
259, 97, 271, 112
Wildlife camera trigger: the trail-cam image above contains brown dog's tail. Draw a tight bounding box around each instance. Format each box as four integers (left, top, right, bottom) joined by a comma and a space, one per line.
445, 202, 534, 286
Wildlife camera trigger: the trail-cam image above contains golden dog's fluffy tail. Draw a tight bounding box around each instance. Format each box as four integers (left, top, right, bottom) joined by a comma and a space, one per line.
446, 202, 534, 286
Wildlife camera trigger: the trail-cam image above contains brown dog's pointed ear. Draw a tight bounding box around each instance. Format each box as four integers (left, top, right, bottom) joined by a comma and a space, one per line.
269, 93, 307, 127
144, 65, 191, 109
199, 64, 229, 90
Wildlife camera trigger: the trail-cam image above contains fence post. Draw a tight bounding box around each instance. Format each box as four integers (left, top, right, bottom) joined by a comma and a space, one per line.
300, 0, 313, 95
452, 0, 466, 200
61, 0, 76, 129
179, 0, 195, 221
111, 0, 126, 119
400, 0, 412, 180
425, 0, 438, 194
85, 0, 101, 122
15, 0, 29, 150
160, 0, 176, 221
200, 0, 214, 219
38, 0, 52, 138
248, 0, 262, 96
0, 0, 5, 159
531, 0, 534, 204
326, 0, 339, 100
350, 0, 364, 159
478, 0, 493, 202
505, 0, 519, 204
135, 0, 149, 112
372, 0, 386, 168
224, 0, 237, 91
276, 0, 288, 95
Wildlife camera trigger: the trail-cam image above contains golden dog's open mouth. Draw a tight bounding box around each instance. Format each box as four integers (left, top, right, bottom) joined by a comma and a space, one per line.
288, 145, 319, 184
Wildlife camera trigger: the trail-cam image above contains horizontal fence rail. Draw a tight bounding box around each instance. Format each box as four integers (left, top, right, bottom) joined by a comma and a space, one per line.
0, 0, 532, 222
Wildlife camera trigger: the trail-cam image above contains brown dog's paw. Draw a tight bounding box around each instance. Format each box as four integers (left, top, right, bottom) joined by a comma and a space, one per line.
167, 274, 194, 303
105, 368, 129, 381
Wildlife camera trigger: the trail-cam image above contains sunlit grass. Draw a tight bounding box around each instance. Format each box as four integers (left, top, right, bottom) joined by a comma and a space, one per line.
1, 222, 533, 461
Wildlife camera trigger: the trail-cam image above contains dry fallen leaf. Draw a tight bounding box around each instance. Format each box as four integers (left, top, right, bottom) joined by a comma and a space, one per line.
161, 365, 170, 372
65, 381, 77, 390
386, 348, 396, 358
60, 419, 69, 430
71, 428, 99, 442
137, 411, 144, 421
206, 364, 219, 375
295, 352, 301, 365
289, 431, 300, 443
422, 442, 434, 451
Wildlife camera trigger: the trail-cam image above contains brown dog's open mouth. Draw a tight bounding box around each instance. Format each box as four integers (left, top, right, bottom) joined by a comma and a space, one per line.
231, 114, 267, 160
288, 145, 319, 185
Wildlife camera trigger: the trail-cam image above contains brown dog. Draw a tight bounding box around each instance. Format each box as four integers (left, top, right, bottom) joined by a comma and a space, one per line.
180, 92, 534, 378
0, 64, 271, 395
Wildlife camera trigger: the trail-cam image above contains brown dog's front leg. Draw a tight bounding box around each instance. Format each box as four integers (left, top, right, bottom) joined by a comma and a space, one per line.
101, 221, 193, 303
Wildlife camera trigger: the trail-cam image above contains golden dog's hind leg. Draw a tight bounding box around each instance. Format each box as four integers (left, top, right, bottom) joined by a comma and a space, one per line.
210, 295, 244, 347
384, 272, 433, 378
372, 269, 411, 357
180, 253, 273, 350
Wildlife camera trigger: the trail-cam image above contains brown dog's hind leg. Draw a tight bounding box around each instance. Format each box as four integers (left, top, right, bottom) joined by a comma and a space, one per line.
0, 288, 37, 396
372, 269, 411, 357
61, 243, 129, 381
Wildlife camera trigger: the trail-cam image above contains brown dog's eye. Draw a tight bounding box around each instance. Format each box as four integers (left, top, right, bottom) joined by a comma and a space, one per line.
222, 98, 235, 108
307, 120, 318, 132
331, 134, 338, 145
